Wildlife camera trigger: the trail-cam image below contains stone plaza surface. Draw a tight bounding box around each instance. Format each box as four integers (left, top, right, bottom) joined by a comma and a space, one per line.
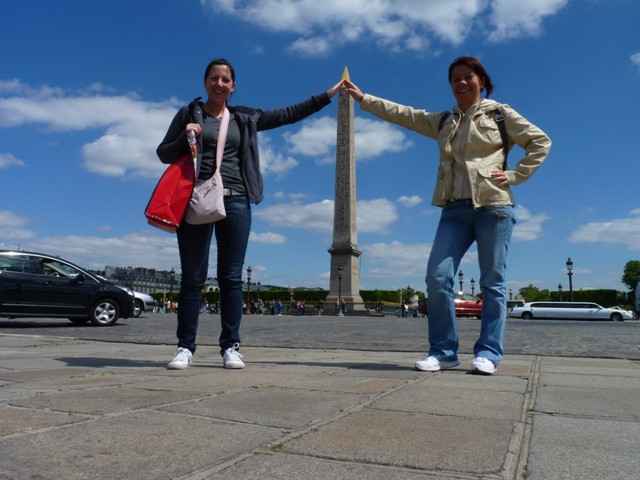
1, 316, 640, 479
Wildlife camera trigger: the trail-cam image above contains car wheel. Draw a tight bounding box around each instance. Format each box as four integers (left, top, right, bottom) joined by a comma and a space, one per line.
610, 312, 623, 322
133, 299, 143, 318
522, 311, 533, 320
90, 299, 120, 326
68, 318, 90, 325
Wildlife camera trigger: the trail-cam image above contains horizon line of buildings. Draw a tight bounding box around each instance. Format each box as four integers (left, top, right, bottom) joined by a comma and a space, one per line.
94, 265, 323, 296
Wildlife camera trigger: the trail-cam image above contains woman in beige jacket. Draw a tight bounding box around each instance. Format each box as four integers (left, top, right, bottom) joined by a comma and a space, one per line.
345, 56, 551, 375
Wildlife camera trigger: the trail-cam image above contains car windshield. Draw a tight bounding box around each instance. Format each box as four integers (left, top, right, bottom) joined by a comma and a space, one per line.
456, 293, 478, 302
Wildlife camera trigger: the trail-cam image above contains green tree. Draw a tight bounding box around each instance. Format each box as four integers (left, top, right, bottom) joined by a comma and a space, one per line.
621, 260, 640, 291
518, 284, 550, 302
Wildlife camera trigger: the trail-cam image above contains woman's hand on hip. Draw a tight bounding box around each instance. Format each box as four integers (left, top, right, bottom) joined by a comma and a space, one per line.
492, 170, 509, 187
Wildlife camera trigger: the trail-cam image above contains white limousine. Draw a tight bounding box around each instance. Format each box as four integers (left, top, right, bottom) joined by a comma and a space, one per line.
508, 302, 633, 322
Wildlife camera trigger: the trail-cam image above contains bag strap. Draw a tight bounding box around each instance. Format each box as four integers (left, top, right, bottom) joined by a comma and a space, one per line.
437, 109, 509, 170
215, 108, 230, 174
438, 111, 451, 132
191, 106, 230, 179
493, 110, 509, 170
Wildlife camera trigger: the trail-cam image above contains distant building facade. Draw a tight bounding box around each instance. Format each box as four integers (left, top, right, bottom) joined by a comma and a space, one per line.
96, 265, 219, 295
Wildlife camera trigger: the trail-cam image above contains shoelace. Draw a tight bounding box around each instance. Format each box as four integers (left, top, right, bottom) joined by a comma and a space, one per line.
227, 349, 243, 361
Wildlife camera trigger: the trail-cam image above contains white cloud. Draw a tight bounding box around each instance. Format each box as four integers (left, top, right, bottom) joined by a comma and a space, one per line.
357, 199, 398, 233
0, 209, 179, 271
13, 232, 179, 272
631, 52, 640, 72
0, 209, 33, 228
4, 81, 411, 181
285, 115, 413, 165
255, 199, 334, 233
365, 240, 430, 269
250, 231, 286, 244
355, 117, 414, 160
513, 204, 550, 241
254, 197, 397, 234
0, 153, 25, 168
0, 79, 64, 99
201, 0, 567, 56
0, 82, 182, 180
256, 133, 299, 178
0, 210, 180, 270
0, 209, 37, 242
569, 210, 640, 251
360, 240, 431, 287
200, 0, 480, 55
290, 36, 332, 57
488, 0, 569, 41
284, 116, 335, 157
0, 77, 413, 185
397, 195, 423, 208
359, 238, 482, 289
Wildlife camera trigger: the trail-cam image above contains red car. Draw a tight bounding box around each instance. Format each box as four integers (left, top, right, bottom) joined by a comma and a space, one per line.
417, 292, 482, 318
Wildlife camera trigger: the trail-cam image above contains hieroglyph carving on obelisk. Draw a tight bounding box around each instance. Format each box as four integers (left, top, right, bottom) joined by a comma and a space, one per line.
326, 67, 364, 310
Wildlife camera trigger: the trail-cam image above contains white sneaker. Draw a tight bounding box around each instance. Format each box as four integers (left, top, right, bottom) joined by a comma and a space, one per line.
223, 343, 245, 369
415, 355, 460, 372
168, 347, 192, 370
471, 356, 496, 375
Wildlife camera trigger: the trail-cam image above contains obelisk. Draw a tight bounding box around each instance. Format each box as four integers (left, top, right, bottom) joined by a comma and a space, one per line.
326, 67, 364, 312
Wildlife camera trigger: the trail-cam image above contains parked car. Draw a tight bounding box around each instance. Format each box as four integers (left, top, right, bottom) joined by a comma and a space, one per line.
0, 250, 135, 326
417, 292, 482, 318
133, 291, 155, 317
508, 301, 633, 322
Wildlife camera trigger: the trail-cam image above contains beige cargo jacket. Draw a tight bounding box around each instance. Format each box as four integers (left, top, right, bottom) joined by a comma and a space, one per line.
360, 94, 551, 207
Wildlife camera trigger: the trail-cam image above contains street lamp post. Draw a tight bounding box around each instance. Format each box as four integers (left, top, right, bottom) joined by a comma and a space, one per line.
470, 278, 475, 295
566, 258, 574, 301
337, 264, 344, 317
458, 271, 464, 292
169, 268, 175, 312
558, 283, 563, 301
247, 266, 252, 309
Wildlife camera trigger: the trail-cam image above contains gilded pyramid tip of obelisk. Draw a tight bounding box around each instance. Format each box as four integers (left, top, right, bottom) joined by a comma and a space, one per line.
341, 66, 350, 82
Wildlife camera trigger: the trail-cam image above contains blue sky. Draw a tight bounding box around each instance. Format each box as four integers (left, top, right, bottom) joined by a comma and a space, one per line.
1, 0, 639, 295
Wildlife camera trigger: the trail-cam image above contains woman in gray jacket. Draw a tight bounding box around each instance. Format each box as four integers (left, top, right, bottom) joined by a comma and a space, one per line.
344, 56, 550, 375
158, 58, 343, 370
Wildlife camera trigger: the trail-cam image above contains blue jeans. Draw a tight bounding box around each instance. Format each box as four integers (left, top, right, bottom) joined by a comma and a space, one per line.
425, 200, 515, 366
176, 196, 251, 355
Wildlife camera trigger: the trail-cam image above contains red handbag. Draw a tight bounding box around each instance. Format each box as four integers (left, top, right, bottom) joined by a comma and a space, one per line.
144, 153, 195, 233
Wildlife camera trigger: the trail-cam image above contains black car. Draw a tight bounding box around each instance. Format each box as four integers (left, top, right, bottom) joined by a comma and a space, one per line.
0, 250, 135, 326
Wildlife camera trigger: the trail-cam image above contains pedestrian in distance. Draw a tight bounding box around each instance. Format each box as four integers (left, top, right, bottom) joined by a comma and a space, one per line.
157, 58, 344, 370
344, 56, 551, 375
